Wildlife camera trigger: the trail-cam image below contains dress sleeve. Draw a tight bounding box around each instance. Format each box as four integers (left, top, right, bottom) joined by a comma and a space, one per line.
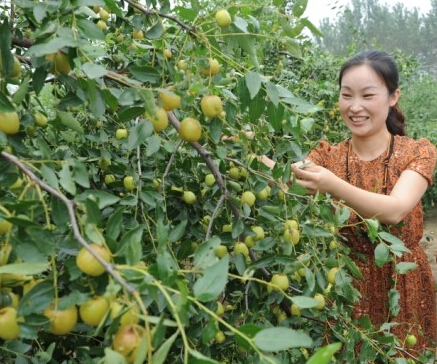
406, 138, 437, 186
307, 140, 332, 167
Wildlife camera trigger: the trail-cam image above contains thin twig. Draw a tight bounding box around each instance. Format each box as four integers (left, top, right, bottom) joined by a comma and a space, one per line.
163, 139, 182, 182
123, 0, 196, 35
205, 194, 225, 240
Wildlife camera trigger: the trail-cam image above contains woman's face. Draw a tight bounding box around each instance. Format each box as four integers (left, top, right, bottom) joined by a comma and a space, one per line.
338, 64, 399, 138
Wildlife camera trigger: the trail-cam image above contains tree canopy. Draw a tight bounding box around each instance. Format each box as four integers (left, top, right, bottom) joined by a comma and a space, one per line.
315, 0, 437, 75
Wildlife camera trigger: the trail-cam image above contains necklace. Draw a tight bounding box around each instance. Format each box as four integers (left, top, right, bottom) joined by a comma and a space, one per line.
345, 134, 395, 195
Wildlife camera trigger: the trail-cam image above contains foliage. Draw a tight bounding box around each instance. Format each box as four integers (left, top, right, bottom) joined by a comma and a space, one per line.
401, 72, 437, 208
0, 0, 434, 363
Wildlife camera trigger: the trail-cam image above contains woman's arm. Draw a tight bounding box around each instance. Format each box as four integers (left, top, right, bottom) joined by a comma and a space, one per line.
291, 165, 428, 225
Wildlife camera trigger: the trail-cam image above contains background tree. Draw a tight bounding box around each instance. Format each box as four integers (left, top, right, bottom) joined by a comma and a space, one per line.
315, 0, 437, 75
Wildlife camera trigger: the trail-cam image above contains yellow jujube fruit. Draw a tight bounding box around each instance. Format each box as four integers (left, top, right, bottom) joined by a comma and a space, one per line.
178, 117, 202, 142
0, 112, 20, 135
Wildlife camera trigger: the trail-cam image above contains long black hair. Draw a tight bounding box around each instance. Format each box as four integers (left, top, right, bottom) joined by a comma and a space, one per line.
338, 50, 406, 136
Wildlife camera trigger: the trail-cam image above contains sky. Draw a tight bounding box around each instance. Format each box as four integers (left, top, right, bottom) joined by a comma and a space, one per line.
304, 0, 432, 26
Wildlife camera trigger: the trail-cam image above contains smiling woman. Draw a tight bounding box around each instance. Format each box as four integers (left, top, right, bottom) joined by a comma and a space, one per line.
291, 50, 437, 356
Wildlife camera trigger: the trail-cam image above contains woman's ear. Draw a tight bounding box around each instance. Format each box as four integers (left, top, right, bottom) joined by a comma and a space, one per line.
389, 88, 401, 107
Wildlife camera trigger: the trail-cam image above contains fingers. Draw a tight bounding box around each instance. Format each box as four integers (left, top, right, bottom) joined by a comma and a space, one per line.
291, 164, 312, 179
291, 165, 319, 194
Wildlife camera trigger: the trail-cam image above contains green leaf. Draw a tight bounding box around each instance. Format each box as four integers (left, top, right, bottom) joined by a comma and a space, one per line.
169, 220, 187, 243
133, 330, 148, 364
267, 101, 284, 132
106, 207, 124, 241
119, 225, 144, 266
129, 65, 161, 84
291, 295, 320, 309
292, 0, 308, 18
11, 76, 30, 104
156, 218, 169, 251
388, 288, 400, 317
245, 71, 262, 99
145, 134, 162, 156
234, 323, 262, 350
103, 348, 127, 364
300, 117, 315, 132
0, 91, 15, 113
51, 196, 69, 227
59, 161, 77, 195
77, 18, 106, 41
282, 21, 305, 38
389, 243, 411, 256
84, 198, 101, 225
85, 223, 105, 245
365, 218, 380, 242
248, 91, 266, 121
194, 237, 221, 270
378, 231, 405, 246
343, 255, 364, 279
156, 250, 178, 281
266, 81, 279, 106
14, 243, 48, 263
119, 90, 139, 107
231, 219, 244, 239
146, 21, 166, 39
57, 111, 84, 133
0, 20, 13, 77
300, 18, 323, 37
139, 89, 157, 113
395, 262, 418, 274
283, 38, 302, 59
152, 330, 179, 364
209, 118, 222, 144
193, 255, 229, 302
87, 80, 106, 118
26, 37, 82, 57
102, 88, 118, 111
75, 190, 120, 209
374, 243, 391, 267
18, 281, 55, 317
253, 327, 312, 351
127, 121, 153, 150
188, 348, 222, 364
0, 262, 49, 275
82, 62, 107, 79
306, 342, 342, 364
119, 106, 145, 123
72, 160, 90, 188
33, 66, 49, 95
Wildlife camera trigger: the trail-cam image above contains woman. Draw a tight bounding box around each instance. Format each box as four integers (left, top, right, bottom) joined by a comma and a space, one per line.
291, 50, 437, 354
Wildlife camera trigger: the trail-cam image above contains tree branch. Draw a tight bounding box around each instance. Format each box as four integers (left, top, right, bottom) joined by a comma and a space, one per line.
167, 112, 273, 285
0, 151, 137, 295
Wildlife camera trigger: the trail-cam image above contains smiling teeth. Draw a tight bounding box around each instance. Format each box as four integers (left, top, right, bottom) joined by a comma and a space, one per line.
351, 117, 367, 122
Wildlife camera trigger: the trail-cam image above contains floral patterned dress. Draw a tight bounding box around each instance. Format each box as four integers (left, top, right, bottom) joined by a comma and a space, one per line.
308, 135, 437, 352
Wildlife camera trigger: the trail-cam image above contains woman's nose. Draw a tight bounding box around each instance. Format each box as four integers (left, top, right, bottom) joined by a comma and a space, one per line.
349, 100, 362, 112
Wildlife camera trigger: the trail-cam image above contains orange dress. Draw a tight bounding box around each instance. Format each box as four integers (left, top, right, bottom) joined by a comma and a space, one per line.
308, 135, 437, 352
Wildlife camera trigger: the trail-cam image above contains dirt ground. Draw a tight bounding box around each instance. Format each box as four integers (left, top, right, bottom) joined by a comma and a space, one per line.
421, 207, 437, 282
